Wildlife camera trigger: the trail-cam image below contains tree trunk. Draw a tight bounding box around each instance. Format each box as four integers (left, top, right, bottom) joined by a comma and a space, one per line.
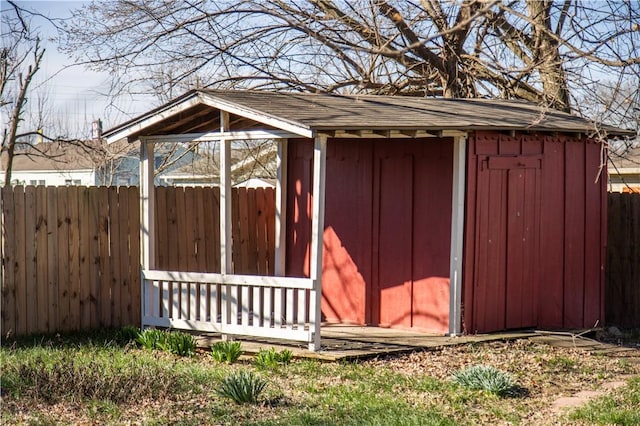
527, 0, 571, 112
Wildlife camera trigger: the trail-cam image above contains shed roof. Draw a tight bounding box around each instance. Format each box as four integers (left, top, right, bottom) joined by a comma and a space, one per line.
104, 89, 634, 142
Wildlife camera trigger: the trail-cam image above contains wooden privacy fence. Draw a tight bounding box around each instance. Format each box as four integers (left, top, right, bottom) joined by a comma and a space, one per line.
606, 192, 640, 328
1, 185, 276, 337
3, 186, 639, 336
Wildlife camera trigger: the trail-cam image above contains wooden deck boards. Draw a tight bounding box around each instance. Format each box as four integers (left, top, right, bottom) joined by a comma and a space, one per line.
195, 325, 536, 361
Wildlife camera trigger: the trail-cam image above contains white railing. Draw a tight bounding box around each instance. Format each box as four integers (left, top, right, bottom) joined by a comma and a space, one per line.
141, 270, 319, 345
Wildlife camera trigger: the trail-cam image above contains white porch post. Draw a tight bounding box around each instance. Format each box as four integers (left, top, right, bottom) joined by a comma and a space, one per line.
309, 135, 327, 351
219, 112, 233, 330
449, 135, 467, 336
140, 140, 156, 326
275, 139, 288, 276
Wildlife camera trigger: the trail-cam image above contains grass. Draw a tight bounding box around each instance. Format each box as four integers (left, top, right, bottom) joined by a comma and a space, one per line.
568, 377, 640, 425
1, 329, 639, 425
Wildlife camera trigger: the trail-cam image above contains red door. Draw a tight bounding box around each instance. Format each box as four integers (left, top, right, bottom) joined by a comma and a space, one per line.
473, 155, 541, 331
288, 138, 453, 333
375, 150, 414, 328
372, 141, 453, 331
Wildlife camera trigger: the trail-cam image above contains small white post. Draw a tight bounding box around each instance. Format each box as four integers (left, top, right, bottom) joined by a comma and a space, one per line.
140, 139, 156, 328
308, 135, 327, 351
449, 135, 467, 336
219, 111, 233, 335
275, 139, 288, 276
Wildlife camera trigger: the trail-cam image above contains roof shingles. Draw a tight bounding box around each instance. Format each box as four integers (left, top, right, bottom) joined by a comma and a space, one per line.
104, 90, 633, 141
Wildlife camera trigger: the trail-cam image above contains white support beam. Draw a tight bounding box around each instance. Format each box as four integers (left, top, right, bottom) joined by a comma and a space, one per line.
140, 129, 300, 144
219, 112, 233, 274
140, 141, 156, 270
308, 135, 327, 351
140, 141, 156, 326
449, 134, 467, 336
219, 112, 232, 329
275, 139, 288, 276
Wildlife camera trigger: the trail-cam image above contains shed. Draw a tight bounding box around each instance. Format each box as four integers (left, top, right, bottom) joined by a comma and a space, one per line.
104, 90, 631, 349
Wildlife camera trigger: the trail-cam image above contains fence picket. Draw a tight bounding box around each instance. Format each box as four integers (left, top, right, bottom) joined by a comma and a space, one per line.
88, 187, 101, 328
108, 187, 122, 327
78, 186, 91, 329
14, 186, 27, 335
35, 186, 49, 332
2, 186, 16, 336
46, 186, 59, 332
265, 187, 276, 274
97, 186, 111, 327
68, 186, 81, 331
24, 186, 37, 333
118, 187, 130, 326
127, 187, 141, 326
256, 188, 268, 275
57, 187, 71, 331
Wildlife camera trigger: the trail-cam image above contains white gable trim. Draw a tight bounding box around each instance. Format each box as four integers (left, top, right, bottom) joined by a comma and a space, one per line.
105, 94, 202, 144
199, 92, 313, 138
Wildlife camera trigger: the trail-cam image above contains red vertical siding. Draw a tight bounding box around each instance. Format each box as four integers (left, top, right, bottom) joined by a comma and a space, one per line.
412, 141, 453, 331
287, 138, 453, 333
322, 140, 372, 324
584, 141, 605, 326
563, 139, 586, 328
376, 150, 414, 328
464, 131, 606, 333
538, 137, 565, 327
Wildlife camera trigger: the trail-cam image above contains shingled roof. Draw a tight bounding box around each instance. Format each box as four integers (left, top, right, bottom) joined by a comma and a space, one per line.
104, 89, 634, 142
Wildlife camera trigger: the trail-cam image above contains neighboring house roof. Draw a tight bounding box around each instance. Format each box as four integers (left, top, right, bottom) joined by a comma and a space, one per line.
104, 89, 634, 143
4, 143, 96, 171
610, 144, 640, 171
1, 140, 135, 173
234, 177, 276, 188
608, 143, 640, 192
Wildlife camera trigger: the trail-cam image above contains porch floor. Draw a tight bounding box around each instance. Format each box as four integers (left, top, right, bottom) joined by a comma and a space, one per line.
195, 324, 537, 361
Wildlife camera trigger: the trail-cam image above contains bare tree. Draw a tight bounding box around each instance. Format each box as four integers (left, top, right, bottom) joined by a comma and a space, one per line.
1, 1, 48, 186
1, 2, 136, 187
61, 0, 639, 115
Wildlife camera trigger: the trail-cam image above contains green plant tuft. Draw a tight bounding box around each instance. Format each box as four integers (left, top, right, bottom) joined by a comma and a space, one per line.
159, 331, 197, 357
211, 341, 243, 364
136, 328, 167, 350
254, 347, 293, 370
135, 329, 196, 357
452, 365, 516, 397
217, 370, 267, 404
117, 325, 141, 345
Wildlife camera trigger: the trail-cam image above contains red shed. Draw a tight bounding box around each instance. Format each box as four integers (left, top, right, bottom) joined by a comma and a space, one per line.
104, 90, 631, 349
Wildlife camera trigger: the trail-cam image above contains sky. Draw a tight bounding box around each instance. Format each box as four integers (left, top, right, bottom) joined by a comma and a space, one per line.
2, 0, 156, 139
